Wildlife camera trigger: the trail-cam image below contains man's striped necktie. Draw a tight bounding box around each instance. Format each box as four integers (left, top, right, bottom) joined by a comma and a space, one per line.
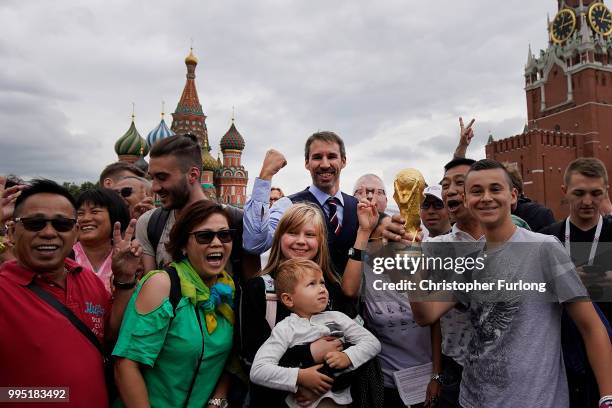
326, 197, 342, 236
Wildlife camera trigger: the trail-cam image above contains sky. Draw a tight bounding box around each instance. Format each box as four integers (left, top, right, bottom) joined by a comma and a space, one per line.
0, 0, 558, 208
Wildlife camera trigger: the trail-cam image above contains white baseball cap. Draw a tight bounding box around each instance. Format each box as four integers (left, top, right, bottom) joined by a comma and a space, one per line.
423, 185, 443, 202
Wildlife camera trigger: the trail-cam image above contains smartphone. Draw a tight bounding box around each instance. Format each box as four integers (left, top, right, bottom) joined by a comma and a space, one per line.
582, 265, 606, 275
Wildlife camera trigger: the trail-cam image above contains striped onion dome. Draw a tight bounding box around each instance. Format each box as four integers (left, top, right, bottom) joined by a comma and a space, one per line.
114, 120, 149, 157
147, 118, 175, 147
220, 121, 245, 151
202, 149, 220, 171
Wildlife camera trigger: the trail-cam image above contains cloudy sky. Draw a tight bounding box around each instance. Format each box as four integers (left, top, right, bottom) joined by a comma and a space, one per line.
0, 0, 557, 206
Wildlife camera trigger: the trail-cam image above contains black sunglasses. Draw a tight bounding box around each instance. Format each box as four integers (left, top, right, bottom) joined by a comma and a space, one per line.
420, 200, 445, 210
15, 216, 77, 232
114, 187, 133, 198
190, 229, 235, 244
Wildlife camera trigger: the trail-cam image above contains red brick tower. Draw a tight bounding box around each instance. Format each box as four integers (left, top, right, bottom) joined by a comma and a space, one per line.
215, 119, 248, 207
487, 0, 612, 218
171, 48, 211, 154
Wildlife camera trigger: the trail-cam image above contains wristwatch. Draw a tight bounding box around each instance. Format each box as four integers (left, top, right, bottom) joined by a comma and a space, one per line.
348, 247, 363, 261
208, 398, 229, 408
431, 373, 443, 385
112, 277, 137, 290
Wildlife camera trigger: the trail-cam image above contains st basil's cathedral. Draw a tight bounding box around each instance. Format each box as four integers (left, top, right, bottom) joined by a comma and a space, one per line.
112, 49, 248, 207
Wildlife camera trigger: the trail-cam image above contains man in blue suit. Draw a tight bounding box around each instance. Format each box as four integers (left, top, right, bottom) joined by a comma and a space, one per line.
243, 131, 358, 275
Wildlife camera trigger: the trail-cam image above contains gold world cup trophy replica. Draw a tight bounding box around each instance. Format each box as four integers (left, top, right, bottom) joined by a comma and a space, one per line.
393, 168, 426, 239
384, 168, 426, 288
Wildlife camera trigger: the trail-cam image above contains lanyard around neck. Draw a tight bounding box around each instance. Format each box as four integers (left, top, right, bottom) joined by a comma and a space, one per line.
564, 215, 603, 266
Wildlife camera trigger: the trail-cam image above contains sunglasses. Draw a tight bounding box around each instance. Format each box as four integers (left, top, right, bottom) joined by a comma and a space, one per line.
114, 187, 133, 198
190, 229, 235, 244
420, 200, 445, 210
15, 216, 77, 232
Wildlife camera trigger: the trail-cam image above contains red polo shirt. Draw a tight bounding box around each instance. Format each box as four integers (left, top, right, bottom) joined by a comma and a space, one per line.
0, 259, 111, 407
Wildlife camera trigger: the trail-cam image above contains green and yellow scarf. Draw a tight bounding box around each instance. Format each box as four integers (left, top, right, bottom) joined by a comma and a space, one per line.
172, 259, 235, 334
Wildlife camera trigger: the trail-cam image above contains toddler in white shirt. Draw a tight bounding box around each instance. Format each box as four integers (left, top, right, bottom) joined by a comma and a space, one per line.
250, 259, 381, 408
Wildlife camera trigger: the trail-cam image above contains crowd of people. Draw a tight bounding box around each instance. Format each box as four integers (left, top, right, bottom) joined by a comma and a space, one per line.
0, 120, 611, 408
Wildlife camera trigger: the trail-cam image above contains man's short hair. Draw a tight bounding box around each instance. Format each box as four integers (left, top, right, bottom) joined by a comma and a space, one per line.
14, 179, 77, 217
444, 157, 476, 172
304, 131, 346, 161
466, 159, 513, 189
502, 162, 523, 195
563, 157, 608, 186
150, 134, 203, 173
99, 162, 145, 185
275, 258, 321, 297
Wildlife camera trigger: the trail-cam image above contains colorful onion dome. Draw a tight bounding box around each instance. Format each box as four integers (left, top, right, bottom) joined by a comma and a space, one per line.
185, 48, 198, 65
202, 149, 220, 171
147, 117, 175, 147
220, 121, 245, 151
115, 119, 149, 157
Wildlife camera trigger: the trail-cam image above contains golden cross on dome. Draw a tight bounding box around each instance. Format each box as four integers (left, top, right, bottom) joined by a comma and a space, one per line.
131, 102, 135, 121
161, 101, 165, 118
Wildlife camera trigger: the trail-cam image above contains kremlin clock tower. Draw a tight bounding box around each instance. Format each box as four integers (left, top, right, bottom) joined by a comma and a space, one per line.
487, 0, 612, 218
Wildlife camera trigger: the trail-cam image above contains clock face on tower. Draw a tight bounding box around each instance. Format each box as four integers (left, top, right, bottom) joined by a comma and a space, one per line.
551, 8, 577, 44
588, 2, 612, 36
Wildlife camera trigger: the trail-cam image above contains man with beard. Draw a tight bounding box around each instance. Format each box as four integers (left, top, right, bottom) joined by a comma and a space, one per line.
136, 135, 258, 280
243, 131, 359, 275
410, 159, 612, 408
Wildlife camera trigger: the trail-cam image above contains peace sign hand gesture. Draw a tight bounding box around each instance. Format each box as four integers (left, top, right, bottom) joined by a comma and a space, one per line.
0, 176, 26, 225
454, 116, 476, 159
111, 219, 143, 284
459, 117, 475, 147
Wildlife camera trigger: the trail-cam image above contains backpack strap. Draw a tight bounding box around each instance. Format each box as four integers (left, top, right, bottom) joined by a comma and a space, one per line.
147, 208, 171, 266
261, 274, 278, 330
164, 266, 182, 312
139, 268, 182, 313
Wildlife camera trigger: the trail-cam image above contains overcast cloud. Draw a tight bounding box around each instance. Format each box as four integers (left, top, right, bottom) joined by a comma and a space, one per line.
0, 0, 555, 206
